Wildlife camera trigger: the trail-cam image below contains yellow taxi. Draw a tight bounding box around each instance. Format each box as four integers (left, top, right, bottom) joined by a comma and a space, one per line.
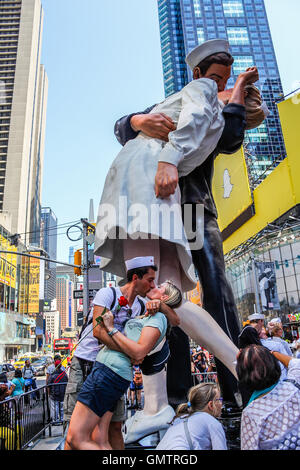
13, 354, 38, 369
61, 347, 75, 369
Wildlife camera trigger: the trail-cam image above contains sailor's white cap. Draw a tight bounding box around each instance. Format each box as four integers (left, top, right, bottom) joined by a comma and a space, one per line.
185, 39, 231, 71
125, 256, 155, 272
268, 317, 281, 325
248, 313, 265, 321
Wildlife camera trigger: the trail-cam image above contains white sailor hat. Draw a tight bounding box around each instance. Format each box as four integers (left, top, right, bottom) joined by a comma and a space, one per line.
125, 256, 155, 272
269, 317, 281, 324
248, 313, 265, 321
185, 39, 231, 71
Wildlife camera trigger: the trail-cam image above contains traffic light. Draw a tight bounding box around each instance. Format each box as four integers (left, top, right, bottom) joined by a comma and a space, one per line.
74, 250, 82, 275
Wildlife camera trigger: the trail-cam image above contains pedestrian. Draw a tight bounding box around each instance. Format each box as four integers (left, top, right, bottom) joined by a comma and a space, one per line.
63, 306, 128, 450
0, 372, 15, 399
65, 257, 178, 450
259, 327, 290, 380
46, 355, 65, 384
156, 383, 227, 450
266, 319, 293, 356
237, 313, 265, 407
238, 313, 264, 349
11, 369, 25, 397
48, 358, 68, 425
22, 359, 39, 402
128, 366, 143, 409
207, 355, 218, 383
236, 344, 300, 450
64, 259, 176, 450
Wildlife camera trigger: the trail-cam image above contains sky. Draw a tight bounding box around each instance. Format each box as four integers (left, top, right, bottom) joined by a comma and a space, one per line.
40, 0, 300, 262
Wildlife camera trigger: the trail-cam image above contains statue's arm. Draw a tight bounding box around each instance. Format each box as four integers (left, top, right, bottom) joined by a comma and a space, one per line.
217, 103, 246, 154
114, 105, 156, 146
114, 105, 176, 145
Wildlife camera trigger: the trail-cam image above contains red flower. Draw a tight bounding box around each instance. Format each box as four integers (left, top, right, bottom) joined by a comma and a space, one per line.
118, 296, 128, 307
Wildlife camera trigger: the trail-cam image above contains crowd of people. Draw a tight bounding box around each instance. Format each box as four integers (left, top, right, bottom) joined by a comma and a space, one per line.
190, 347, 218, 383
59, 255, 299, 451
1, 285, 300, 451
0, 355, 68, 424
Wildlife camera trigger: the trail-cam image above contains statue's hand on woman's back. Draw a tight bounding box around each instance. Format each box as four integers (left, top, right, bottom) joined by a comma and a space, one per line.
155, 162, 179, 199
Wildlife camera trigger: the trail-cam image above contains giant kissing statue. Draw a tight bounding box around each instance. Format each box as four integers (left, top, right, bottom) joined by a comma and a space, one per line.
95, 39, 268, 443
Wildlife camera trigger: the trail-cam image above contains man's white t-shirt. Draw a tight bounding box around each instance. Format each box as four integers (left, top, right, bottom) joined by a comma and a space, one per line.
156, 412, 227, 450
74, 287, 145, 363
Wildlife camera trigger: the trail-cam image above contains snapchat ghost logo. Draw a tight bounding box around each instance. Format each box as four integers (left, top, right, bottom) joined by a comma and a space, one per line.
223, 169, 233, 199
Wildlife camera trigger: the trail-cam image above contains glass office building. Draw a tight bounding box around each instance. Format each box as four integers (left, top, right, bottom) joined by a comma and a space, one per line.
225, 223, 300, 332
157, 0, 286, 182
40, 207, 57, 300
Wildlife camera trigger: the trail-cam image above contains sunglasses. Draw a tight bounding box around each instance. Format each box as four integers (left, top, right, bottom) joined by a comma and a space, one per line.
214, 397, 224, 403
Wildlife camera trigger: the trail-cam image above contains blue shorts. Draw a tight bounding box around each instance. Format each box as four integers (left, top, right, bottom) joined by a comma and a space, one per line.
77, 362, 130, 418
130, 381, 143, 391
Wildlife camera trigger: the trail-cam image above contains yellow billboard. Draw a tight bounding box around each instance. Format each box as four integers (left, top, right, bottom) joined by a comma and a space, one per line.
19, 256, 29, 315
221, 95, 300, 255
212, 147, 253, 233
0, 234, 17, 289
28, 252, 40, 314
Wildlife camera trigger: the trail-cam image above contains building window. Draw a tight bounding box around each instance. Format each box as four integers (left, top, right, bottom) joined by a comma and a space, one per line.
197, 27, 205, 45
227, 27, 250, 45
193, 0, 202, 17
223, 0, 244, 17
232, 55, 254, 75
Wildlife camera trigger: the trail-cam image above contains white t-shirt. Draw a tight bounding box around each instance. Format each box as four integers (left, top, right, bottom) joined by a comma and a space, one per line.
271, 337, 293, 356
74, 307, 100, 362
74, 287, 145, 363
260, 338, 289, 380
156, 412, 227, 450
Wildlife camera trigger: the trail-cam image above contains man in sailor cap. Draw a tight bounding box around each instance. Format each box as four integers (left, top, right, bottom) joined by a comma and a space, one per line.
238, 313, 265, 350
113, 39, 260, 408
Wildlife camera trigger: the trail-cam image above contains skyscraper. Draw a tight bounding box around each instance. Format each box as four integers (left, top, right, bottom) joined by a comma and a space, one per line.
0, 0, 48, 244
40, 207, 57, 301
157, 0, 286, 181
56, 274, 75, 334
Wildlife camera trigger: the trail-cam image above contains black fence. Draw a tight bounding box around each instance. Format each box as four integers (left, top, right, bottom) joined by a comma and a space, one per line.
0, 383, 67, 451
191, 371, 218, 386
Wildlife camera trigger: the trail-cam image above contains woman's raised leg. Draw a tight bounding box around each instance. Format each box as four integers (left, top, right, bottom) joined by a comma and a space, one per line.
174, 300, 239, 378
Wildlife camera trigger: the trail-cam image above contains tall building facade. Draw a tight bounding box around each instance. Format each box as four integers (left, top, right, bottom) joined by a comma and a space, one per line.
56, 274, 75, 334
157, 0, 286, 181
56, 266, 77, 334
0, 0, 48, 245
40, 207, 57, 301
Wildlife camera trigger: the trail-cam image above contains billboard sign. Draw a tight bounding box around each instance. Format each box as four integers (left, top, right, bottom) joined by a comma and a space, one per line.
28, 252, 40, 314
255, 261, 280, 311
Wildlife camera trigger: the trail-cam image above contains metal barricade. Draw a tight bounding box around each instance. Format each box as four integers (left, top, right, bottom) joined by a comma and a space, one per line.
0, 397, 18, 450
191, 371, 218, 386
0, 382, 67, 450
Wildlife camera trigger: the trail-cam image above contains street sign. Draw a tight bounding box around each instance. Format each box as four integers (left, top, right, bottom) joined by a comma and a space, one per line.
73, 289, 98, 299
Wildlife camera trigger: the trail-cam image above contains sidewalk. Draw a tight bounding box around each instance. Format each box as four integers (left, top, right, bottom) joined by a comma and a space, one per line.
29, 424, 65, 451
28, 425, 156, 450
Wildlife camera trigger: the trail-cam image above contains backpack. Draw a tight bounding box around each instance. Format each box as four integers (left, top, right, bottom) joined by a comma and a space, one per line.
78, 287, 145, 340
